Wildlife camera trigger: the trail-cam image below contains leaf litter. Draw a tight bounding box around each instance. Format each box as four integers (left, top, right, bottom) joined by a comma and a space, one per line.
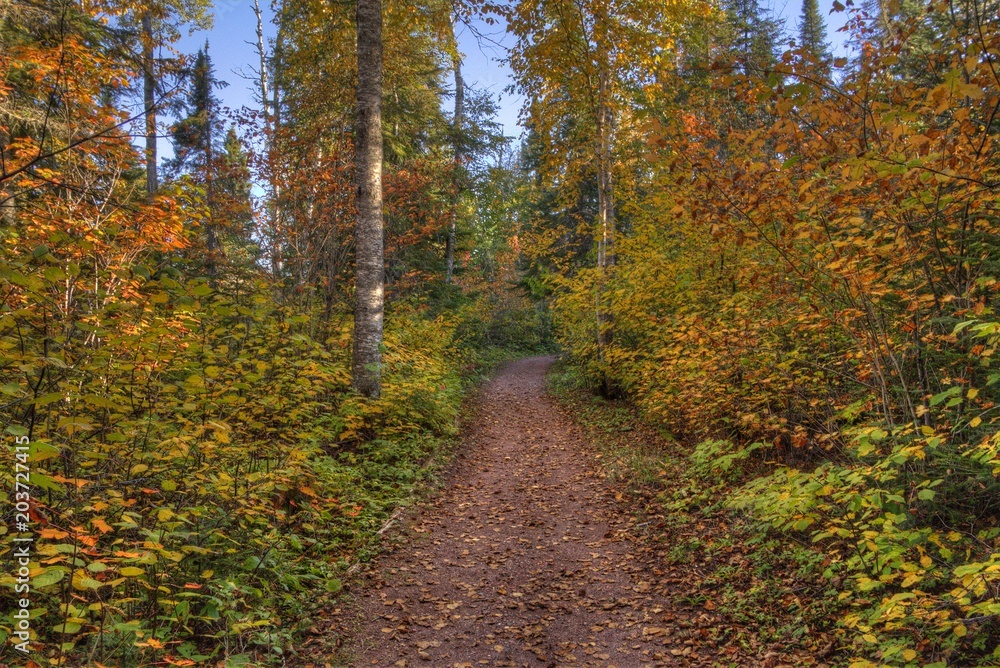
313, 357, 830, 667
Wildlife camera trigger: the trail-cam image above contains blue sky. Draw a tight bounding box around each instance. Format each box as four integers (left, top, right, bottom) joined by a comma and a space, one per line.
174, 0, 851, 144
176, 3, 524, 138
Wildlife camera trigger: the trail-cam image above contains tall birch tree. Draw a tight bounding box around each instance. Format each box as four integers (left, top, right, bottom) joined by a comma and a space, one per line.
352, 0, 385, 397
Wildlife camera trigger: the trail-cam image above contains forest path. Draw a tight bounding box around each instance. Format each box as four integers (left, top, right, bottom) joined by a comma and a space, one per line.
342, 356, 702, 667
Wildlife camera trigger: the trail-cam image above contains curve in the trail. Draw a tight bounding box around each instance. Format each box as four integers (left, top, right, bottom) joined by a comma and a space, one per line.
347, 356, 695, 667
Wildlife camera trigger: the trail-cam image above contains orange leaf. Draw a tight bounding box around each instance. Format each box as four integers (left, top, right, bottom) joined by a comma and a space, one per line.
39, 528, 69, 539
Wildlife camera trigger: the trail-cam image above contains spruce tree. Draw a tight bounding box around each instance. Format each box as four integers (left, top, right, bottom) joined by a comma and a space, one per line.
168, 45, 221, 177
798, 0, 832, 64
122, 0, 213, 197
725, 0, 781, 74
217, 127, 255, 244
169, 44, 225, 268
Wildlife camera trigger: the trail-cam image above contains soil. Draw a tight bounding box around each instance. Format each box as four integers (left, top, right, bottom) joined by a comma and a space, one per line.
335, 356, 740, 667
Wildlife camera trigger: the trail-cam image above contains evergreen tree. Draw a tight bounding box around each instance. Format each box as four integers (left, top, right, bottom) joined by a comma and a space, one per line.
724, 0, 781, 74
216, 127, 255, 246
168, 44, 222, 178
168, 43, 226, 268
798, 0, 832, 63
118, 0, 214, 197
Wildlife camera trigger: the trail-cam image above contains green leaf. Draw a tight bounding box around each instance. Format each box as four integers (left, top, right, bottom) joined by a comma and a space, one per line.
29, 440, 61, 462
53, 621, 81, 634
930, 386, 961, 406
33, 568, 67, 588
954, 320, 979, 334
30, 473, 62, 491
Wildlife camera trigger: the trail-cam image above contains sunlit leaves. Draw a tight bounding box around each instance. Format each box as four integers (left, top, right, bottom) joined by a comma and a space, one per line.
536, 0, 1000, 663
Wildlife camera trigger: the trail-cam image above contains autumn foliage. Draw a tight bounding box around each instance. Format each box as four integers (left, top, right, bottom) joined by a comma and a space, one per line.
15, 0, 1000, 662
532, 0, 1000, 662
0, 0, 541, 665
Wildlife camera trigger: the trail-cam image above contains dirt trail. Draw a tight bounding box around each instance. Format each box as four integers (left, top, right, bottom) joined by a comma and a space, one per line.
345, 357, 698, 667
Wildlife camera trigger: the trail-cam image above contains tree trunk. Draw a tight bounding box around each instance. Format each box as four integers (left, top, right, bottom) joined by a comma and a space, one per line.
254, 0, 271, 125
446, 52, 463, 284
352, 0, 385, 398
595, 75, 614, 352
0, 133, 14, 226
271, 16, 286, 278
142, 14, 158, 197
0, 190, 13, 227
205, 105, 217, 273
254, 0, 281, 278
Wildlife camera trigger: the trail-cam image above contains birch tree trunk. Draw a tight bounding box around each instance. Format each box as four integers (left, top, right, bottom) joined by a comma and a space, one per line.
253, 0, 271, 125
352, 0, 385, 398
595, 73, 615, 353
272, 15, 286, 277
142, 14, 158, 197
446, 52, 464, 284
252, 0, 283, 278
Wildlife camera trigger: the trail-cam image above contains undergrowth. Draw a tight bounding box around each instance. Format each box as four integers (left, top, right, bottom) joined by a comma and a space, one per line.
548, 360, 845, 665
0, 253, 543, 667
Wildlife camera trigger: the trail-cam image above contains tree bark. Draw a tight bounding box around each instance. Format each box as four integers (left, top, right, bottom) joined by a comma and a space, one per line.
271, 15, 286, 277
595, 72, 614, 352
142, 14, 158, 197
253, 0, 271, 126
253, 0, 283, 278
205, 98, 217, 274
446, 52, 463, 284
352, 0, 385, 398
0, 133, 14, 226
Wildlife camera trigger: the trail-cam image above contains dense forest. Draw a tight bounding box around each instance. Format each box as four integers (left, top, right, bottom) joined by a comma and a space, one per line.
3, 0, 1000, 665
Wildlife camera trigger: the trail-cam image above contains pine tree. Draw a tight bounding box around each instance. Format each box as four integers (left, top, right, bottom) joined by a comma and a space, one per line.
124, 0, 214, 197
798, 0, 832, 64
169, 44, 225, 269
724, 0, 781, 74
168, 45, 221, 177
216, 127, 255, 246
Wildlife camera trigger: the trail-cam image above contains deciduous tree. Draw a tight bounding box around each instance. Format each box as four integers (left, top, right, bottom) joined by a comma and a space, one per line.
353, 0, 386, 398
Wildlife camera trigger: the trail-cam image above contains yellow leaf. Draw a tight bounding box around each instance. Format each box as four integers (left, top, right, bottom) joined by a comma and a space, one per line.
120, 567, 144, 577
